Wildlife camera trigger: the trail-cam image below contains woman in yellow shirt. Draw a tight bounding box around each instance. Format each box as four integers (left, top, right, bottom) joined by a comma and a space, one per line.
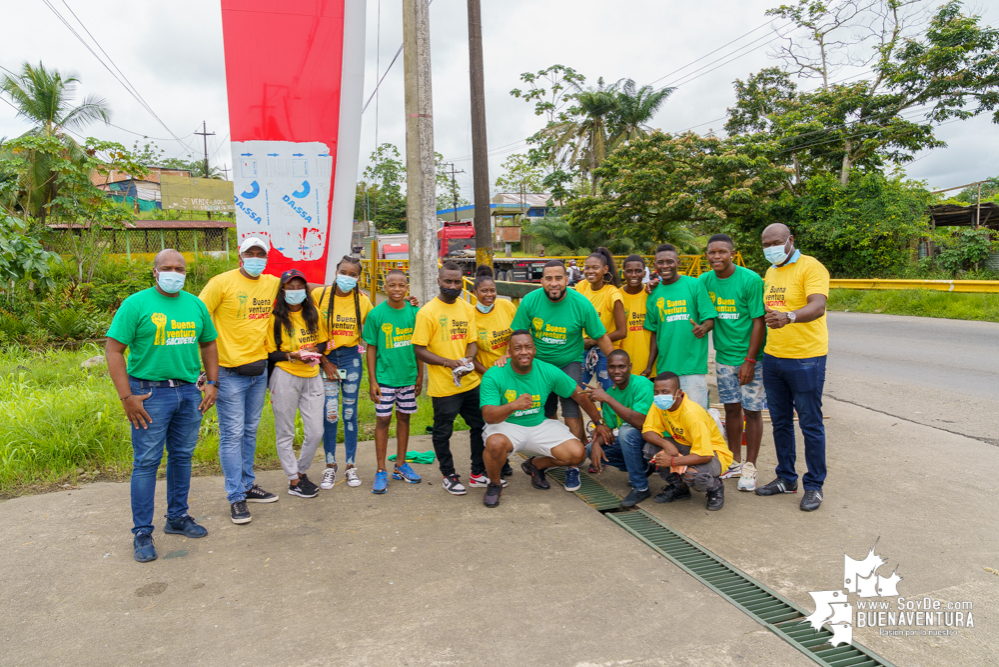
470, 265, 518, 376
311, 256, 373, 490
575, 247, 626, 390
265, 269, 330, 499
617, 254, 655, 378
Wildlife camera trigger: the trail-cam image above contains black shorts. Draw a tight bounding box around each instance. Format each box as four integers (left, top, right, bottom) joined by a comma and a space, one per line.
544, 361, 582, 420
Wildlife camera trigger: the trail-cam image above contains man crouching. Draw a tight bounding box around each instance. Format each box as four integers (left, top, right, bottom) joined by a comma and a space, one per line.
480, 330, 612, 507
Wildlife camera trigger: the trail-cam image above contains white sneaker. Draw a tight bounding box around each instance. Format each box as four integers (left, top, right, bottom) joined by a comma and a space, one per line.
720, 461, 743, 479
320, 465, 337, 490
345, 467, 361, 487
738, 461, 757, 491
441, 474, 467, 495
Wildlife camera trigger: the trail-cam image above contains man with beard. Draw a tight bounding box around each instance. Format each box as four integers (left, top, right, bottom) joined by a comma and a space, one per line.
507, 260, 614, 492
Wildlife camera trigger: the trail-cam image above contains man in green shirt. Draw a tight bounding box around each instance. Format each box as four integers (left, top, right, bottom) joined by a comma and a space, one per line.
587, 350, 655, 507
699, 233, 766, 490
105, 249, 219, 563
643, 244, 718, 408
480, 330, 611, 507
509, 260, 614, 492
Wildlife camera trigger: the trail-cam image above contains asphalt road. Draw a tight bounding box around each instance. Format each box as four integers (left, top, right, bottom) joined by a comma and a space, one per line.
825, 311, 999, 445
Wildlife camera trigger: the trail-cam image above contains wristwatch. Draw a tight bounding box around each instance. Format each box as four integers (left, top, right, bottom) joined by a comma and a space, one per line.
206, 379, 218, 387
786, 311, 796, 323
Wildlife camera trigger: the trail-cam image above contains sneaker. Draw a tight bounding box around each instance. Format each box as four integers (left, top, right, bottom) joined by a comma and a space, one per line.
163, 514, 208, 538
483, 482, 502, 508
320, 464, 338, 490
521, 457, 550, 490
289, 475, 319, 498
501, 462, 514, 477
755, 477, 798, 496
392, 463, 422, 484
706, 484, 725, 511
442, 473, 467, 495
468, 473, 507, 488
245, 485, 278, 503
230, 500, 251, 524
372, 470, 388, 494
654, 484, 691, 503
720, 461, 743, 479
563, 466, 581, 492
133, 532, 157, 563
800, 489, 823, 512
737, 461, 758, 492
621, 487, 651, 508
345, 466, 361, 487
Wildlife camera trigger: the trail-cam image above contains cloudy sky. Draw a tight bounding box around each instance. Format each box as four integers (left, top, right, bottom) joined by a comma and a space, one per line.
2, 0, 997, 202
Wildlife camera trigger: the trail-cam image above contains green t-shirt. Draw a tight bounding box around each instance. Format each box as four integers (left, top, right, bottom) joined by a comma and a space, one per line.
644, 275, 718, 376
699, 265, 766, 366
510, 288, 606, 367
361, 301, 419, 388
480, 358, 578, 427
106, 288, 217, 383
601, 374, 655, 429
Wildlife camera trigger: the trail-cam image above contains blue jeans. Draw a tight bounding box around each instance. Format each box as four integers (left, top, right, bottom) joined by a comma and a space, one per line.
589, 424, 649, 491
128, 380, 203, 536
582, 348, 613, 390
216, 366, 268, 503
323, 345, 363, 465
762, 354, 827, 490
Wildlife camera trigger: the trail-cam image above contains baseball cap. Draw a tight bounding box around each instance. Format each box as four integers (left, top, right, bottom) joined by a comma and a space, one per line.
280, 269, 307, 284
239, 237, 269, 254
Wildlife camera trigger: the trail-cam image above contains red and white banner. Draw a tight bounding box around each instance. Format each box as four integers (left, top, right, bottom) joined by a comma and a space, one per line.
220, 0, 366, 283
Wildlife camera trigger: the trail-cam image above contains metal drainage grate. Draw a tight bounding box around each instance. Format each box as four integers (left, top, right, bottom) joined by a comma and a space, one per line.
607, 508, 895, 667
543, 466, 623, 510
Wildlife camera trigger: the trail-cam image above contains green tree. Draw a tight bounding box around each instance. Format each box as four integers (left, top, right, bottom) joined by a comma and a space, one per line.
0, 62, 111, 225
494, 153, 546, 194
130, 141, 224, 178
363, 143, 408, 232
0, 214, 58, 295
434, 153, 470, 216
608, 79, 675, 149
954, 176, 999, 204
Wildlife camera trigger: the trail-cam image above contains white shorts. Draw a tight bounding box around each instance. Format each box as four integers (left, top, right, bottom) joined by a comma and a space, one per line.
483, 419, 577, 459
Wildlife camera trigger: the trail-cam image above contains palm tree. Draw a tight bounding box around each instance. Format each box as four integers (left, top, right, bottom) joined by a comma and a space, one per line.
1, 62, 111, 224
539, 78, 620, 194
609, 79, 674, 149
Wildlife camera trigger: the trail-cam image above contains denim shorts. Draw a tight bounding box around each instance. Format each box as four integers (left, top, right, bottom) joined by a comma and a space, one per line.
716, 362, 766, 411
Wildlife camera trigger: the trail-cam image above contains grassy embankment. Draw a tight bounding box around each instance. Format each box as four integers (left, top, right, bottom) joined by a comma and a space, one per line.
827, 288, 999, 322
0, 344, 463, 498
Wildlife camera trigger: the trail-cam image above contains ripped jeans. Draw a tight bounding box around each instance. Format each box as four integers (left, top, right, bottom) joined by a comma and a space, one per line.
582, 347, 613, 390
322, 345, 363, 466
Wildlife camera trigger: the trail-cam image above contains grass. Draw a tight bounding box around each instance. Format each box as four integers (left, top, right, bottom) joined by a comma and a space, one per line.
0, 344, 465, 498
828, 288, 999, 322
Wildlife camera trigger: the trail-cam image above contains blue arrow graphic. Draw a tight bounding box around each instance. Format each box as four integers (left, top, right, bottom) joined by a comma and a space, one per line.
267, 153, 279, 157
318, 153, 329, 157
292, 153, 305, 157
240, 153, 253, 156
240, 181, 260, 199
292, 181, 310, 198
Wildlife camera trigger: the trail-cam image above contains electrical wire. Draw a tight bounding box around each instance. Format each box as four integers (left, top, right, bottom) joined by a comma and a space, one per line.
648, 19, 782, 87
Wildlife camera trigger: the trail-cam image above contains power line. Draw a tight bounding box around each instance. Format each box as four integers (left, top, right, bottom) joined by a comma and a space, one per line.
362, 0, 435, 114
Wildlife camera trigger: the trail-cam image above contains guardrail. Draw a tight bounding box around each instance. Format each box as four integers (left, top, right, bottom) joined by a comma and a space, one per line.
829, 279, 999, 294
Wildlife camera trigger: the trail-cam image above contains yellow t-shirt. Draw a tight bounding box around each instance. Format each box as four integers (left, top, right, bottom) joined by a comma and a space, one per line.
264, 310, 330, 378
412, 297, 480, 397
575, 281, 623, 339
763, 254, 830, 359
474, 298, 518, 370
616, 288, 655, 376
199, 269, 281, 368
311, 286, 374, 349
642, 398, 733, 470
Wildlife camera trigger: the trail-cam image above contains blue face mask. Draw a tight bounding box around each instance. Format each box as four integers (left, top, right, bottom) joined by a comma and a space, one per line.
763, 239, 791, 266
157, 271, 186, 294
284, 289, 307, 305
475, 301, 493, 314
243, 257, 267, 277
336, 274, 358, 292
653, 393, 676, 411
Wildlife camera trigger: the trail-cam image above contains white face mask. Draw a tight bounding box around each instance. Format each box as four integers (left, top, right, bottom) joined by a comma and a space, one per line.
764, 238, 791, 265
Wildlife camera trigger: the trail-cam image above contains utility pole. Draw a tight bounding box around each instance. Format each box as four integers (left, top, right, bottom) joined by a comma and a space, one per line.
221, 164, 229, 180
403, 0, 438, 304
467, 0, 492, 268
195, 121, 216, 220
443, 162, 465, 222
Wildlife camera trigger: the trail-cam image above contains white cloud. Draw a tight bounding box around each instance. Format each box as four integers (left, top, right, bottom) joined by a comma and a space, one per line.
1, 0, 996, 198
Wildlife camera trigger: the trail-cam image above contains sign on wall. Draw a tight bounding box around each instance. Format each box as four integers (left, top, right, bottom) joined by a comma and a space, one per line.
160, 174, 235, 212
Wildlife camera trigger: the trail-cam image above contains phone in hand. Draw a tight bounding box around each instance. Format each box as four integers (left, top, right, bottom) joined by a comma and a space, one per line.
196, 372, 207, 390
337, 368, 347, 380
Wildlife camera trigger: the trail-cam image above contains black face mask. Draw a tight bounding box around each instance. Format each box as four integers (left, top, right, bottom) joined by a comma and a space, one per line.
440, 286, 463, 300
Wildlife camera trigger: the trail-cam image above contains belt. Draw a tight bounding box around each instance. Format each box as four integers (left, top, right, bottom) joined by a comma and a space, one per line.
129, 376, 192, 389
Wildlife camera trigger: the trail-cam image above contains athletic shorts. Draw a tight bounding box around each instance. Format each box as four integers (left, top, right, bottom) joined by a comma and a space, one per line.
716, 363, 765, 412
375, 385, 418, 418
483, 419, 577, 459
543, 361, 582, 420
